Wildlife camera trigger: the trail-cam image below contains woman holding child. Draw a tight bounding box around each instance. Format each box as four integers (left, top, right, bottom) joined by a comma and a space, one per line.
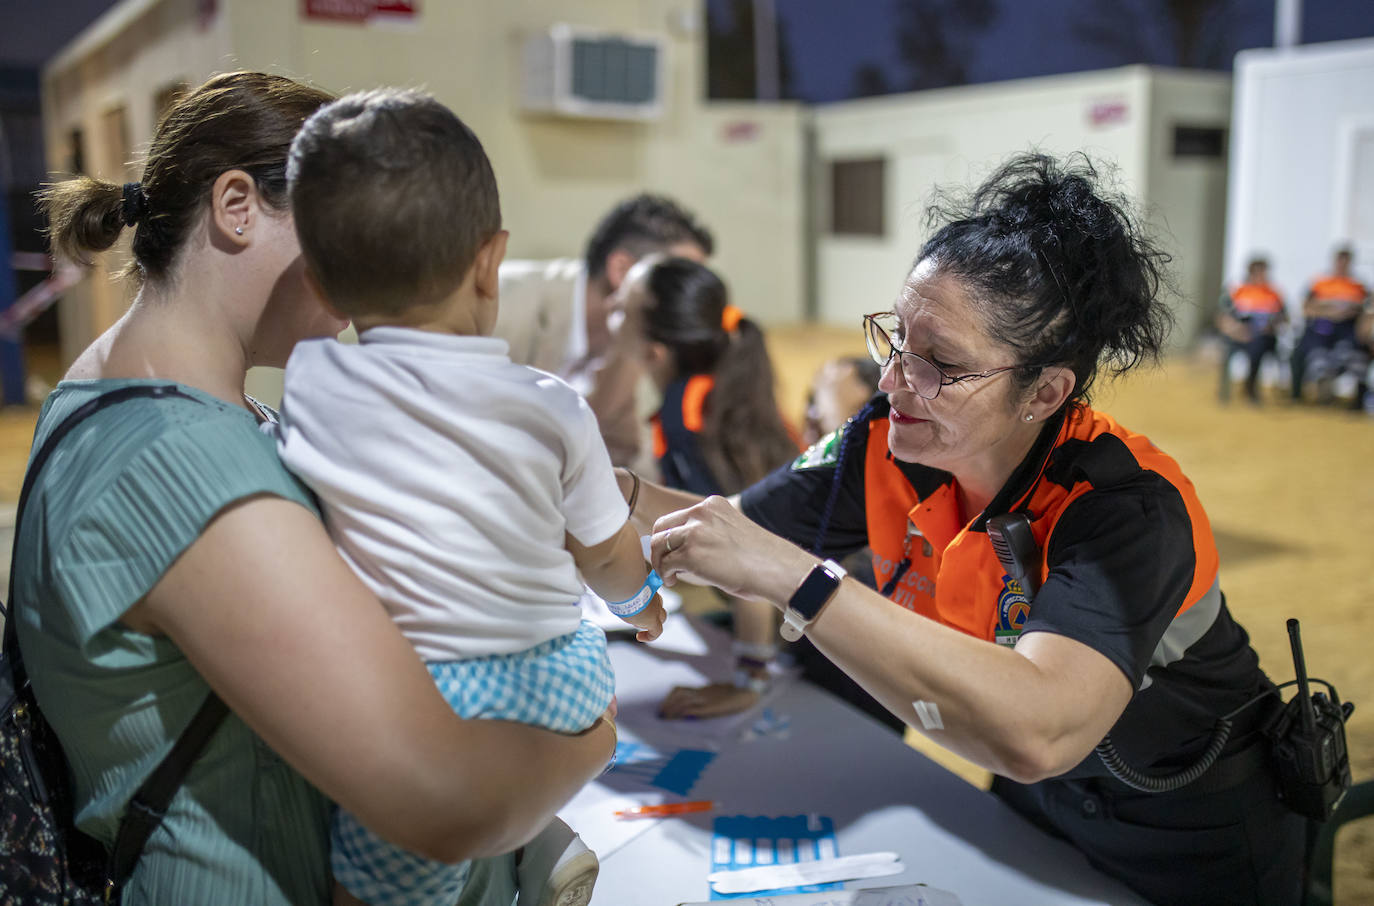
627, 153, 1305, 905
20, 72, 614, 904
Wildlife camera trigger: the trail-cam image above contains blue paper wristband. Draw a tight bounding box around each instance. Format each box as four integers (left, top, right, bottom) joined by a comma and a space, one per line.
607, 569, 663, 618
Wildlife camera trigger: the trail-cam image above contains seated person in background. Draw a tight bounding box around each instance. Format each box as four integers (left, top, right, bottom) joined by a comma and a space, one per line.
1359, 305, 1374, 414
495, 194, 714, 466
802, 355, 882, 447
1215, 256, 1285, 405
1290, 246, 1370, 404
278, 88, 665, 906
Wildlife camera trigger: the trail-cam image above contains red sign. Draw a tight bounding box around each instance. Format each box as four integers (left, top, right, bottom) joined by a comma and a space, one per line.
1088, 100, 1129, 128
721, 121, 760, 143
303, 0, 417, 24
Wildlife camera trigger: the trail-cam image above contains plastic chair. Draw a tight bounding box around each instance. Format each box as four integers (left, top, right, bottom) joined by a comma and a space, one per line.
1304, 780, 1374, 906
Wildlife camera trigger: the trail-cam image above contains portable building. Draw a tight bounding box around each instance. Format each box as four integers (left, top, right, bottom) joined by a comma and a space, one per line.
809, 65, 1233, 347
1224, 38, 1374, 312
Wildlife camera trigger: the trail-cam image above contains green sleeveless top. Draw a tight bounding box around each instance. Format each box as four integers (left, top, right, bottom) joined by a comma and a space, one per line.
12, 379, 331, 905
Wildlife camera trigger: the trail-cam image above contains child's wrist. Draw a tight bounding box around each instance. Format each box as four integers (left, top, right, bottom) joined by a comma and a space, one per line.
606, 569, 662, 617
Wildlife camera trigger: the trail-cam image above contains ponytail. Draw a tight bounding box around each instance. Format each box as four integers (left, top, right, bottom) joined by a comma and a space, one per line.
641, 256, 797, 493
38, 176, 127, 267
699, 316, 798, 492
38, 71, 332, 286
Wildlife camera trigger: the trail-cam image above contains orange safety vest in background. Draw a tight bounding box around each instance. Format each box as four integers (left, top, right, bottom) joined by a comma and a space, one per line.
651, 374, 714, 460
1228, 281, 1283, 315
862, 406, 1220, 646
1308, 274, 1369, 305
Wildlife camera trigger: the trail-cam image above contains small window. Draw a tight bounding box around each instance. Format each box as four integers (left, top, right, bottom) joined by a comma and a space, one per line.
1173, 125, 1227, 159
830, 158, 885, 237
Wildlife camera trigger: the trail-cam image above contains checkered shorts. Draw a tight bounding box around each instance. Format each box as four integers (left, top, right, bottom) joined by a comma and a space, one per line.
331, 619, 614, 905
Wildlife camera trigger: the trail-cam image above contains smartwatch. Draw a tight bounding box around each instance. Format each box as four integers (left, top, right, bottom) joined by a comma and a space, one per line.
779, 559, 848, 641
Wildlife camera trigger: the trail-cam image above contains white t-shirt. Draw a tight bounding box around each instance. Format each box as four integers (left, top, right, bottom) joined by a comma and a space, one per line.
277, 327, 629, 659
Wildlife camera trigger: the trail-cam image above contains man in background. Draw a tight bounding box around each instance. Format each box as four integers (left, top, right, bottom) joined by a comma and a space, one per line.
1215, 256, 1285, 405
496, 194, 714, 465
1290, 246, 1370, 404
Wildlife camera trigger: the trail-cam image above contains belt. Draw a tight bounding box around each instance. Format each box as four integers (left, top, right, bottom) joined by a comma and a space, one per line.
1182, 736, 1273, 795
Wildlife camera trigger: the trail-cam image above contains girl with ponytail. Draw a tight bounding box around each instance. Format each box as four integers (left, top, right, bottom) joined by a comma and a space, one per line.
617, 256, 800, 718
633, 256, 798, 496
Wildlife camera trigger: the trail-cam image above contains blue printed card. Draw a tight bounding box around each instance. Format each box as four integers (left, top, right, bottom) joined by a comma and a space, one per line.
709, 814, 841, 900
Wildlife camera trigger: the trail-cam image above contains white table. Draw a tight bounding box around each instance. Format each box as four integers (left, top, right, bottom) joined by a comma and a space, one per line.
578, 617, 1151, 906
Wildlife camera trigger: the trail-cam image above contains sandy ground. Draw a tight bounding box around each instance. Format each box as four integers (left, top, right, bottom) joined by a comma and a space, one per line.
1, 329, 1370, 901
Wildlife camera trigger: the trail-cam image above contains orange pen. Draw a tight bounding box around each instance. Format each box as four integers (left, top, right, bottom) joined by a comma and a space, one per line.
613, 800, 717, 819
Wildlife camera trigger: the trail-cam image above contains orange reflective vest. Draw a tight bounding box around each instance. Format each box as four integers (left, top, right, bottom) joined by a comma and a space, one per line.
862, 405, 1220, 646
1308, 274, 1369, 306
1228, 281, 1283, 316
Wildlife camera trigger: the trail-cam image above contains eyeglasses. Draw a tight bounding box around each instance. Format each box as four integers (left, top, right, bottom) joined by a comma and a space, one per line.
863, 311, 1030, 400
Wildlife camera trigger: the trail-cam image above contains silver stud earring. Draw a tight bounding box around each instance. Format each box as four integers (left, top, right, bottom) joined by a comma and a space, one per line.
1024, 413, 1034, 422
235, 227, 244, 235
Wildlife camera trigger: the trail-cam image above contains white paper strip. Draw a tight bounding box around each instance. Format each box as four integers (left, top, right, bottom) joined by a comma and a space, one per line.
708, 851, 904, 894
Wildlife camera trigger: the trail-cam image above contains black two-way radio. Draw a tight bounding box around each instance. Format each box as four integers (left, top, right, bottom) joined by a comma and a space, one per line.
987, 513, 1039, 599
1269, 619, 1353, 820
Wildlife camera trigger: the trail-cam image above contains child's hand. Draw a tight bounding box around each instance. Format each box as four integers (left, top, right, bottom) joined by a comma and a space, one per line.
625, 594, 667, 642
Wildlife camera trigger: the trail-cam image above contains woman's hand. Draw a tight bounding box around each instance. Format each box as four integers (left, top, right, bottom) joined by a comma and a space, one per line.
659, 682, 760, 720
649, 496, 815, 604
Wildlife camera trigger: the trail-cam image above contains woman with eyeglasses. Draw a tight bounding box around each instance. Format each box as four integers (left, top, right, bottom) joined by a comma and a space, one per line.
622, 152, 1303, 905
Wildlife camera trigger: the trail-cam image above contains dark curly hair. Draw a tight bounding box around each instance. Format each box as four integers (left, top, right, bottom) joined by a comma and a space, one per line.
917, 152, 1174, 406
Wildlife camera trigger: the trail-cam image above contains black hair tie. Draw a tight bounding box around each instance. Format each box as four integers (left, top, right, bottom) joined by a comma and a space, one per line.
121, 182, 147, 227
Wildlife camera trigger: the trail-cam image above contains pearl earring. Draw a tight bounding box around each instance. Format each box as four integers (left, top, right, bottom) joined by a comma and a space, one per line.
235, 227, 244, 235
1024, 413, 1034, 422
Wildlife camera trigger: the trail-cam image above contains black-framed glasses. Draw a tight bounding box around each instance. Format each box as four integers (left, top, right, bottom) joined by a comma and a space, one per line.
863, 312, 1030, 400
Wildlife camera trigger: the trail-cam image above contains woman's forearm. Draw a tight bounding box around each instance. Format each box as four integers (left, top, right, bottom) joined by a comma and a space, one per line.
798, 580, 1131, 782
648, 496, 1131, 783
453, 717, 617, 858
141, 498, 617, 865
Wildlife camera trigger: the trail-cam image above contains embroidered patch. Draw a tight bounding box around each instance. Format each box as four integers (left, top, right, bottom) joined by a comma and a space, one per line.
994, 573, 1032, 647
791, 426, 845, 470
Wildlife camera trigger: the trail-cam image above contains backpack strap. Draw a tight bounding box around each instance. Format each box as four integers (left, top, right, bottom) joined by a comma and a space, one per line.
102, 692, 229, 900
0, 384, 232, 903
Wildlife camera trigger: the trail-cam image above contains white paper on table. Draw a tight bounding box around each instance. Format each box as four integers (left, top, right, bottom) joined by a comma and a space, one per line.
556, 782, 669, 861
642, 611, 711, 656
708, 851, 905, 894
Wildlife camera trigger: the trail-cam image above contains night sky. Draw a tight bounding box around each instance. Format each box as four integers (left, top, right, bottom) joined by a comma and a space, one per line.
8, 1, 1374, 85
713, 0, 1374, 103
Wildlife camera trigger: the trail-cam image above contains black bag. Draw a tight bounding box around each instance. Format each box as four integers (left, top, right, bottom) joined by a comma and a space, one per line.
1, 385, 229, 905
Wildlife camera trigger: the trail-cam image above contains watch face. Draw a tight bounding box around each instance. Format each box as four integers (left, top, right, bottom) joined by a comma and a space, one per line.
789, 563, 843, 620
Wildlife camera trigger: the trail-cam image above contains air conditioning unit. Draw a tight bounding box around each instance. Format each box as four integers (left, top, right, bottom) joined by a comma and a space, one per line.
521, 24, 665, 121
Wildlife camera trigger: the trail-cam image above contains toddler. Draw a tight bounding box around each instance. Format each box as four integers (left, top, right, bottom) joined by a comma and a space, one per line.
278, 88, 665, 906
